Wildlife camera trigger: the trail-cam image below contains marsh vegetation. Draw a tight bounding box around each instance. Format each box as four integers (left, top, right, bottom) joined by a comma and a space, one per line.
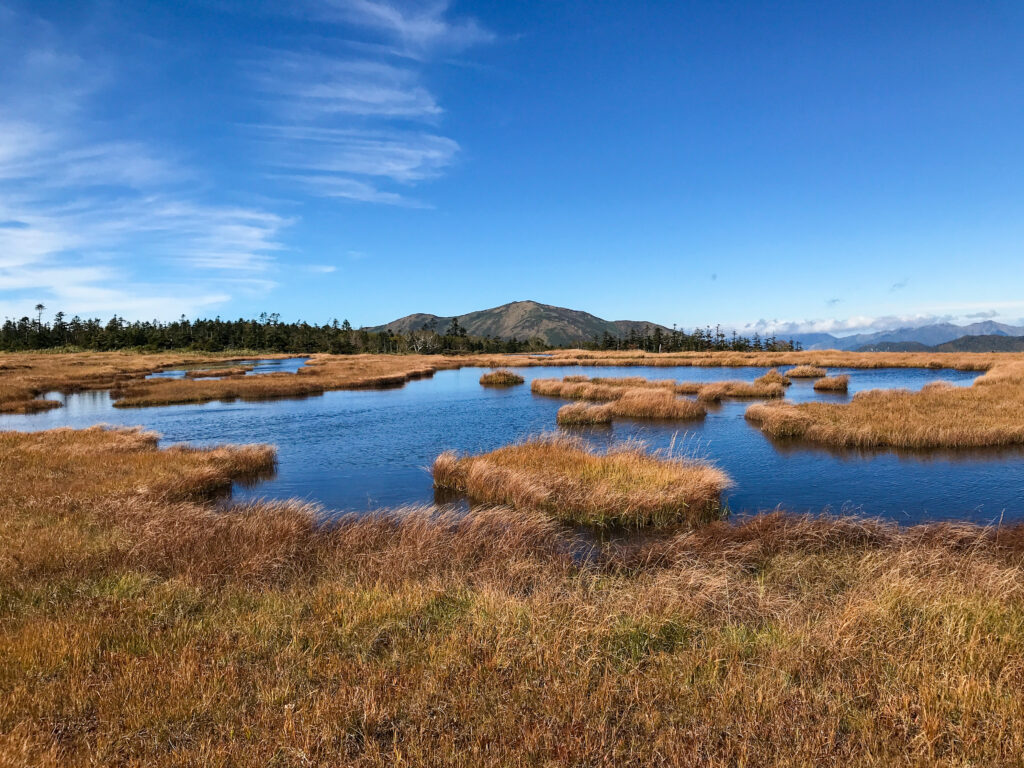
3, 425, 1024, 764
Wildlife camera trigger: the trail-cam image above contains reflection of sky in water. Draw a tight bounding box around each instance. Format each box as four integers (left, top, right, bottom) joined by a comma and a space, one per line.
146, 357, 309, 379
4, 363, 1022, 525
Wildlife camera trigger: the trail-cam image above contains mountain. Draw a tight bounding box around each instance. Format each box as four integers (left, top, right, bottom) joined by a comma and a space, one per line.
794, 321, 1024, 351
856, 335, 1024, 353
369, 300, 671, 347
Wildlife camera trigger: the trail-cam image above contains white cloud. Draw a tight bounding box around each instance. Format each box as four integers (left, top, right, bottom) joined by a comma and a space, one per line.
248, 2, 485, 206
307, 0, 494, 55
261, 126, 458, 183
254, 55, 442, 119
0, 8, 291, 321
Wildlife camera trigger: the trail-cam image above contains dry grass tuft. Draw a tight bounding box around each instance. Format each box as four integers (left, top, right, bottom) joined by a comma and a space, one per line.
747, 360, 1024, 448
432, 435, 729, 528
754, 368, 792, 387
813, 374, 850, 392
479, 369, 525, 387
184, 365, 255, 379
556, 401, 614, 425
785, 365, 828, 378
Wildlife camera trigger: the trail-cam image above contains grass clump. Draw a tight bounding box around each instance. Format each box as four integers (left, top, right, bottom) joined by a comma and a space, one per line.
184, 365, 254, 379
683, 380, 787, 403
432, 435, 730, 528
479, 369, 525, 387
536, 378, 706, 421
557, 401, 614, 425
747, 361, 1024, 448
755, 368, 792, 387
785, 365, 828, 378
814, 374, 850, 392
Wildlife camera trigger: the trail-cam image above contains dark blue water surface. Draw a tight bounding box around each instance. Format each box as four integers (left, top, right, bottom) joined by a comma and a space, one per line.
2, 363, 1021, 525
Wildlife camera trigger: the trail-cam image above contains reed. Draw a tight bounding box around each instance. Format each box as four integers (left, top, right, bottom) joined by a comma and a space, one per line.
609, 388, 706, 419
184, 365, 255, 379
686, 380, 787, 402
432, 435, 729, 527
556, 401, 614, 425
747, 361, 1024, 448
479, 369, 525, 387
2, 349, 1018, 411
5, 426, 1024, 764
754, 368, 792, 386
785, 365, 827, 378
813, 374, 850, 392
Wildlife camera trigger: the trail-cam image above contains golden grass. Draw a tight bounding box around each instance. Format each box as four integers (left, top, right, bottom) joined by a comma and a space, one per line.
755, 367, 792, 386
556, 401, 614, 425
5, 427, 1024, 763
609, 387, 706, 419
184, 365, 255, 378
785, 365, 828, 378
747, 360, 1024, 448
432, 435, 729, 528
0, 351, 291, 412
535, 378, 706, 421
684, 380, 787, 403
4, 349, 1022, 411
479, 369, 525, 387
814, 374, 850, 392
542, 374, 784, 405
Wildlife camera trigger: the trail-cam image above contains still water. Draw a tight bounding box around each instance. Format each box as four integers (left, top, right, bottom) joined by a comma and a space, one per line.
2, 363, 1021, 525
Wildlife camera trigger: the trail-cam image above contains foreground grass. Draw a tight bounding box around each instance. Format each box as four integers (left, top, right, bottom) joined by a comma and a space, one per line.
747, 361, 1024, 449
432, 436, 729, 527
3, 428, 1024, 764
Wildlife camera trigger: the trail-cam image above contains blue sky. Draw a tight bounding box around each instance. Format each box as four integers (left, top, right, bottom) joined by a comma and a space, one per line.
2, 0, 1023, 335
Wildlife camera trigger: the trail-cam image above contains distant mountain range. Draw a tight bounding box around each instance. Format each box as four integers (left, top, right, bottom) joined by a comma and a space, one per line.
791, 321, 1024, 351
370, 300, 1024, 351
859, 335, 1024, 353
369, 300, 670, 347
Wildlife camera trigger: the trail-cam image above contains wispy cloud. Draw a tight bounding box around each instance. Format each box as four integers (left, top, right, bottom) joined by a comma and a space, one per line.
889, 278, 909, 292
825, 297, 841, 307
966, 310, 998, 319
0, 8, 290, 320
249, 2, 488, 206
304, 0, 495, 56
253, 55, 442, 119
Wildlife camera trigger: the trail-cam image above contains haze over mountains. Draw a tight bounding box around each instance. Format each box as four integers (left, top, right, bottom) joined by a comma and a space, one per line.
793, 321, 1024, 350
371, 301, 1024, 351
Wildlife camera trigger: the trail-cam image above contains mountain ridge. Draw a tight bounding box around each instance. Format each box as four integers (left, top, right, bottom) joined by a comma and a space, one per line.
792, 321, 1024, 350
368, 300, 671, 347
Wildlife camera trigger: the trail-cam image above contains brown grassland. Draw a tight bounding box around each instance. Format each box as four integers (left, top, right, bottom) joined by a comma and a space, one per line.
184, 365, 255, 379
478, 369, 525, 386
747, 360, 1024, 449
813, 374, 850, 392
784, 365, 828, 378
535, 374, 785, 405
535, 379, 707, 421
2, 349, 1021, 412
3, 426, 1024, 764
432, 435, 730, 527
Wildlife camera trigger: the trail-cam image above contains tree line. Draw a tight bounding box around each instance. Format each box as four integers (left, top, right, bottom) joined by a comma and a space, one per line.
1, 308, 800, 354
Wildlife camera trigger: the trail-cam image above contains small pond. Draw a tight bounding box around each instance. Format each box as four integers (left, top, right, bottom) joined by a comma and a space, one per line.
2, 362, 1021, 525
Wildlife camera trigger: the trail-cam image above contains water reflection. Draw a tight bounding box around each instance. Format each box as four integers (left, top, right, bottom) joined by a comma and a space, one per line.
5, 363, 1022, 525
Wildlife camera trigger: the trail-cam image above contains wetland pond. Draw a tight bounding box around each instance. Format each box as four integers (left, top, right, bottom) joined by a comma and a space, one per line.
2, 363, 1022, 525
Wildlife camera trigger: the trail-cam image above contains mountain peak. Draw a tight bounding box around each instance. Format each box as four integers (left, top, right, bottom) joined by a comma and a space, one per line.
370, 301, 669, 346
